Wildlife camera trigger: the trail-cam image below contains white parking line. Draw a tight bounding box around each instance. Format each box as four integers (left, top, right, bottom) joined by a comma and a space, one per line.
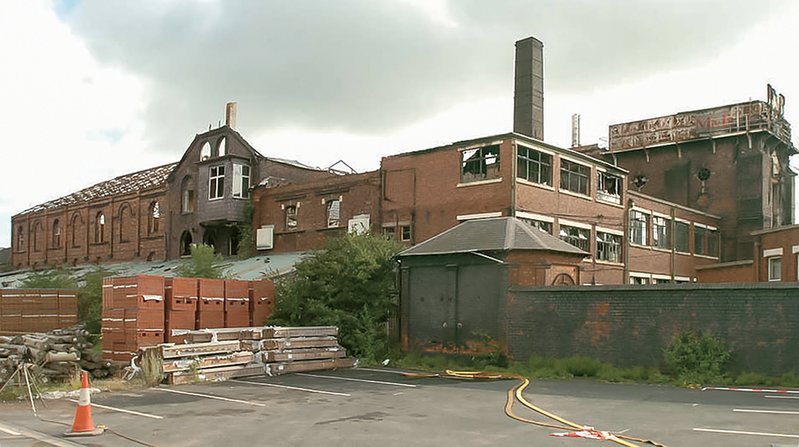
694, 428, 799, 439
235, 379, 351, 397
0, 425, 21, 436
296, 373, 417, 388
157, 388, 266, 406
734, 408, 799, 415
68, 399, 164, 419
357, 367, 411, 374
766, 395, 799, 400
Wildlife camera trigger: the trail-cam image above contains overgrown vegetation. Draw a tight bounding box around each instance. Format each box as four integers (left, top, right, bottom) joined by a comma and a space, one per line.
175, 244, 225, 279
18, 266, 114, 337
663, 330, 732, 386
237, 200, 256, 260
268, 232, 404, 363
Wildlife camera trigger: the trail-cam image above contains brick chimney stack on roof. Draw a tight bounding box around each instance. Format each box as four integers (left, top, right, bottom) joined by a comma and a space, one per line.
226, 102, 237, 130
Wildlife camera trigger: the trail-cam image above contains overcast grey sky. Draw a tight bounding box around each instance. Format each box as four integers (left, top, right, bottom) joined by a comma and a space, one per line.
2, 0, 798, 247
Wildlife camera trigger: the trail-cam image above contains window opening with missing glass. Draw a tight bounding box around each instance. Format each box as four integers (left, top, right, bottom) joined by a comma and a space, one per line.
327, 199, 340, 228
461, 145, 500, 183
559, 225, 590, 252
653, 216, 670, 249
519, 218, 552, 234
233, 164, 250, 198
182, 176, 196, 213
148, 202, 161, 235
52, 220, 61, 249
517, 147, 551, 185
209, 166, 225, 200
597, 171, 621, 204
95, 212, 105, 244
597, 232, 621, 262
285, 205, 298, 231
630, 211, 647, 245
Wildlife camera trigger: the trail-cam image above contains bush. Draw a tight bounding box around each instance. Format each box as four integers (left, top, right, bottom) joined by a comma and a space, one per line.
78, 268, 115, 336
781, 371, 799, 388
664, 330, 731, 385
736, 372, 773, 386
175, 244, 225, 279
268, 232, 405, 363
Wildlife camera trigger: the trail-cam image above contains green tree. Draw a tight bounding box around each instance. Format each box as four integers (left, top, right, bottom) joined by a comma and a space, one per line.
237, 199, 256, 260
20, 267, 77, 289
175, 244, 225, 279
79, 267, 115, 335
268, 232, 404, 362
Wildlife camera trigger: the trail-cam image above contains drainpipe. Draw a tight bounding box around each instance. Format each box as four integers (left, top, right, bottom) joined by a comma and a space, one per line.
624, 198, 632, 284
670, 206, 676, 282
511, 142, 517, 217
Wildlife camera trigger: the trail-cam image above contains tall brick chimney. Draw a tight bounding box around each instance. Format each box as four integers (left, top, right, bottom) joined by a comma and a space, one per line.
226, 102, 237, 130
513, 37, 544, 140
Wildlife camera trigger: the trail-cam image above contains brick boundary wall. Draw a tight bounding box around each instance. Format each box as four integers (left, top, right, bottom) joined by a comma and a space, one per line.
506, 283, 799, 376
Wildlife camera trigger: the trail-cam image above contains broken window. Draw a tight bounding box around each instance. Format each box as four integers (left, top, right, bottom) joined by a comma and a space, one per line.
232, 164, 250, 198
597, 232, 621, 262
71, 214, 80, 247
33, 221, 42, 252
217, 137, 226, 157
327, 199, 340, 228
461, 145, 500, 183
517, 146, 552, 185
560, 159, 591, 196
630, 211, 647, 245
519, 218, 552, 234
559, 225, 590, 252
95, 212, 105, 244
630, 276, 649, 285
597, 171, 621, 204
652, 216, 670, 249
209, 166, 225, 200
401, 225, 411, 242
285, 205, 298, 231
52, 219, 61, 248
384, 226, 396, 240
17, 225, 24, 250
675, 221, 689, 252
181, 176, 196, 213
148, 202, 161, 235
200, 141, 211, 161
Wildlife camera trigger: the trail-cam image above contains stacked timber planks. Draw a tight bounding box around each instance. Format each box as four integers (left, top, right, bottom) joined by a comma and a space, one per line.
147, 326, 355, 385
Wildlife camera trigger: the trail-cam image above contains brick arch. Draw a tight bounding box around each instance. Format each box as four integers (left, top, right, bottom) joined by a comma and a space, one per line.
117, 202, 135, 243
32, 219, 44, 252
70, 212, 84, 247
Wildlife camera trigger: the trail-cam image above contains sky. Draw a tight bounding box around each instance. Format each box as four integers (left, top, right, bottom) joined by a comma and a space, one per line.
2, 0, 799, 248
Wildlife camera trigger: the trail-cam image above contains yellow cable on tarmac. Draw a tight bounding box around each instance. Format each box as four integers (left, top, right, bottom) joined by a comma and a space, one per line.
406, 369, 668, 447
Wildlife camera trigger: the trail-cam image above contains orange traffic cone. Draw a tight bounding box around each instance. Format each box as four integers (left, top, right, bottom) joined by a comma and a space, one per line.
64, 371, 104, 437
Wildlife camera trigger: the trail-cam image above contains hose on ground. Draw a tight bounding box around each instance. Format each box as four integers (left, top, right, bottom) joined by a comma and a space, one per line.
405, 369, 668, 447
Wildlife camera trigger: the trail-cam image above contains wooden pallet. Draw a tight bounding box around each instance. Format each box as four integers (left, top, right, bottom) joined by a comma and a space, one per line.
161, 341, 241, 359
261, 347, 345, 363
265, 357, 356, 376
163, 351, 253, 373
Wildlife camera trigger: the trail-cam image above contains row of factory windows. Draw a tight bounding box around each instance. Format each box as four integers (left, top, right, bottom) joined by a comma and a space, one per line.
460, 144, 622, 204
16, 202, 162, 252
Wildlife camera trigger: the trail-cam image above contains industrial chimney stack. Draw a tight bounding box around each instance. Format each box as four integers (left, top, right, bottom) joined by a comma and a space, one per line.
513, 37, 544, 140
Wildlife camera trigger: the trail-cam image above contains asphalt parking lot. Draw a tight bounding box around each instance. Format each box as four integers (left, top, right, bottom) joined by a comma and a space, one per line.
1, 367, 799, 446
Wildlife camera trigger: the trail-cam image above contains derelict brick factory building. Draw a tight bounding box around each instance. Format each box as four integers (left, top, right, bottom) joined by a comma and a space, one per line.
9, 104, 333, 270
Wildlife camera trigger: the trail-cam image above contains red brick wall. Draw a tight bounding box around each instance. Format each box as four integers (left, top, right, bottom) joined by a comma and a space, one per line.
253, 171, 381, 253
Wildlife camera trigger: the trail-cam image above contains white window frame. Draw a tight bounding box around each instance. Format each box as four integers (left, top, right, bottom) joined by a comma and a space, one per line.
232, 164, 250, 199
630, 210, 648, 246
209, 165, 225, 200
596, 231, 622, 263
596, 169, 622, 204
768, 256, 782, 282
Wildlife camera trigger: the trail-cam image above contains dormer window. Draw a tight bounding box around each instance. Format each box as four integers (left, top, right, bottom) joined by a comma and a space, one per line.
200, 141, 211, 161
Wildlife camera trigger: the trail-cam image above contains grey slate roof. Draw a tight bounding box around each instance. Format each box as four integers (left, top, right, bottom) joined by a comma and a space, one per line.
399, 217, 588, 257
19, 163, 178, 215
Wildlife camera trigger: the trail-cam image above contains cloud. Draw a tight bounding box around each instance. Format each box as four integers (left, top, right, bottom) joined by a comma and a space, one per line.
61, 0, 793, 158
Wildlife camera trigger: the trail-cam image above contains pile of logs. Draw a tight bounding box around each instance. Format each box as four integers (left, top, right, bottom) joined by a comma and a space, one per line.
0, 325, 118, 384
146, 326, 356, 385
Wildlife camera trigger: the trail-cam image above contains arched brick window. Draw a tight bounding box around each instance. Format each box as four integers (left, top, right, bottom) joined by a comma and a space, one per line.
52, 219, 61, 248
95, 212, 105, 243
148, 202, 161, 235
71, 213, 82, 247
17, 225, 24, 250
